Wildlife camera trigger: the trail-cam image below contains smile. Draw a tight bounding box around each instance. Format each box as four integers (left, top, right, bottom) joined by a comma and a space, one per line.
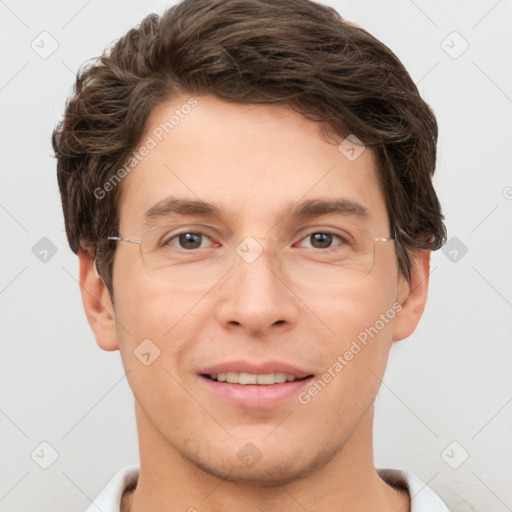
204, 372, 300, 385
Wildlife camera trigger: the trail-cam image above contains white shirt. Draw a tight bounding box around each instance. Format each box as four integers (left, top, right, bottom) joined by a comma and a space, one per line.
86, 465, 450, 512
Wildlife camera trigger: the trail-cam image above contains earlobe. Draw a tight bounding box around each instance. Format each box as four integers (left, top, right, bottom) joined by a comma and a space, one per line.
78, 250, 119, 351
392, 249, 431, 342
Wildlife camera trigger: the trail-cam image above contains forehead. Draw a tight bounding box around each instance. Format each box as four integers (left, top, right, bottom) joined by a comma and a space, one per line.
117, 95, 388, 233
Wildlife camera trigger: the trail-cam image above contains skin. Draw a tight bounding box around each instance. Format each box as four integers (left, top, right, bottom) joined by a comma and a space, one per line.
78, 94, 430, 511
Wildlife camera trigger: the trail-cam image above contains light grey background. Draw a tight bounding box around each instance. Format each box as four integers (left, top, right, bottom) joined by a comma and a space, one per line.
1, 1, 511, 511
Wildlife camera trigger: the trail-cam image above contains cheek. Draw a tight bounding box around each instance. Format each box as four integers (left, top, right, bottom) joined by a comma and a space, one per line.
111, 278, 198, 420
297, 285, 397, 422
112, 249, 203, 339
111, 267, 221, 409
312, 274, 398, 344
306, 277, 399, 393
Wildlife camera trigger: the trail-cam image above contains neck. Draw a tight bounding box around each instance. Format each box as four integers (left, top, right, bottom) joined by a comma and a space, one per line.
123, 404, 410, 512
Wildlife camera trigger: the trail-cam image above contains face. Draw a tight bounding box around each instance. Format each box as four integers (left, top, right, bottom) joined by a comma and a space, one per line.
106, 95, 411, 484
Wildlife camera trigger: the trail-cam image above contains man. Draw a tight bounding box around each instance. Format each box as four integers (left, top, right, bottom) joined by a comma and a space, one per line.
52, 0, 449, 510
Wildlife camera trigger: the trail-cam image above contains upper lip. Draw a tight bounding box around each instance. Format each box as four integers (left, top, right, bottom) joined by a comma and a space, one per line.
198, 361, 313, 379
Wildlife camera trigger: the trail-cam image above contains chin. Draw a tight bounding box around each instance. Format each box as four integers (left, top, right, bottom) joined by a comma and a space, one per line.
176, 438, 338, 487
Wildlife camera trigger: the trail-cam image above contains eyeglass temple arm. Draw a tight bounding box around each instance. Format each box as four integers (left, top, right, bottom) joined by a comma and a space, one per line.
375, 225, 397, 243
107, 236, 142, 244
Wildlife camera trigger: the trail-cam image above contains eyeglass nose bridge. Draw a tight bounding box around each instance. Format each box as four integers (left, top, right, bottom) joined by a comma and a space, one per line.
233, 235, 281, 266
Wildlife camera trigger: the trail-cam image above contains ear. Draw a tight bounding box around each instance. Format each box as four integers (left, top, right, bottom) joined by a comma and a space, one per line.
77, 250, 119, 351
392, 249, 431, 342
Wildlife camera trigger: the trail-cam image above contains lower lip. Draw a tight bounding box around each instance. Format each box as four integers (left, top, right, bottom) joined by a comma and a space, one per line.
198, 375, 313, 408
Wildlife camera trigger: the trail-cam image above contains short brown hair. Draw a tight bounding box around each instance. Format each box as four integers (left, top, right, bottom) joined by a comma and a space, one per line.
53, 0, 446, 298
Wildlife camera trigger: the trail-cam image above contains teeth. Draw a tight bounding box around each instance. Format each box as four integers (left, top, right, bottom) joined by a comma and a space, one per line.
257, 373, 275, 385
209, 372, 297, 385
239, 373, 257, 385
275, 373, 287, 383
226, 372, 238, 383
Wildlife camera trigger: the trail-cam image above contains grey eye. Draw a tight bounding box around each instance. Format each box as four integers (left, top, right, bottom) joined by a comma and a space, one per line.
167, 232, 212, 250
298, 232, 344, 249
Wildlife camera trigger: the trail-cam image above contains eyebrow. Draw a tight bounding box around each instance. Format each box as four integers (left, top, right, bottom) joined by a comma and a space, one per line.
142, 196, 369, 226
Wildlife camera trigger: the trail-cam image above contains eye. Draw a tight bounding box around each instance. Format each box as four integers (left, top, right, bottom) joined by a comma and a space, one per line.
165, 231, 215, 250
296, 231, 347, 250
160, 229, 349, 251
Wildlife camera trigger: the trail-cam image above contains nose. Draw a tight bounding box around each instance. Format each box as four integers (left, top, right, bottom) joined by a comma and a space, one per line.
214, 237, 299, 335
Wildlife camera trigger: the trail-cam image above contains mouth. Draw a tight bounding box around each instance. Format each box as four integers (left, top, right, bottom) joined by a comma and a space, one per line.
202, 372, 309, 385
197, 363, 314, 408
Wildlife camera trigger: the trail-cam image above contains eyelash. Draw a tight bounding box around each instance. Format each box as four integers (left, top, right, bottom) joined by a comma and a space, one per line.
164, 230, 348, 250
